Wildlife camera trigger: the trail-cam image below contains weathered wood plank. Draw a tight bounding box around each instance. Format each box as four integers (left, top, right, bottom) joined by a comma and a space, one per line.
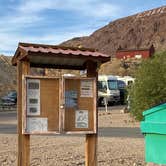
85, 60, 98, 166
17, 60, 30, 166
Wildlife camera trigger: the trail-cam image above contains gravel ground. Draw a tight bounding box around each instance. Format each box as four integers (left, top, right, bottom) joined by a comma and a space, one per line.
0, 107, 146, 166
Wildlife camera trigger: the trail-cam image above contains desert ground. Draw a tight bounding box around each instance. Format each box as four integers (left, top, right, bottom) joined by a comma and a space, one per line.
0, 106, 145, 166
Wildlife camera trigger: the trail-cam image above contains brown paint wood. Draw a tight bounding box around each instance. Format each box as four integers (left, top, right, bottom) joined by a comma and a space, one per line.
64, 78, 96, 133
40, 78, 60, 131
17, 60, 30, 166
85, 60, 98, 166
85, 134, 98, 166
23, 76, 95, 135
13, 42, 108, 166
12, 42, 110, 66
23, 77, 60, 134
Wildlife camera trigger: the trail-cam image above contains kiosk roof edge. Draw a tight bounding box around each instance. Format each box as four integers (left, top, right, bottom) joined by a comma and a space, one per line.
12, 42, 110, 69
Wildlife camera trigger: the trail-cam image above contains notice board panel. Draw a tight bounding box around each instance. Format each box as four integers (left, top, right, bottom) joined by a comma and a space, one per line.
64, 77, 96, 134
23, 76, 60, 134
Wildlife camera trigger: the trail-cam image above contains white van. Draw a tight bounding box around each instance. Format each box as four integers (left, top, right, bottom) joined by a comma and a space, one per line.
98, 75, 120, 106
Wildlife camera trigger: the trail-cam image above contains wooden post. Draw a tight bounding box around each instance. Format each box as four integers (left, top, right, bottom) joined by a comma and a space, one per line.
85, 60, 98, 166
17, 60, 30, 166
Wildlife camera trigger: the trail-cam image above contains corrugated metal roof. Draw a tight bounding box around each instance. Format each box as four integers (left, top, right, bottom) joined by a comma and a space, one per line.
18, 45, 109, 57
12, 42, 110, 69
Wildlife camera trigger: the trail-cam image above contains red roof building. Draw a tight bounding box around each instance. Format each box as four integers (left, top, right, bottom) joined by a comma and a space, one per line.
116, 45, 155, 60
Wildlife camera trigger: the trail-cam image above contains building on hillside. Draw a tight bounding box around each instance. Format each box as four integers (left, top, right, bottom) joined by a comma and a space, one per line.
116, 45, 155, 60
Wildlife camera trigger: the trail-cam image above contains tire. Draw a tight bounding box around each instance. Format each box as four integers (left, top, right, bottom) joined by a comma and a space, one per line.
98, 97, 104, 107
108, 101, 114, 106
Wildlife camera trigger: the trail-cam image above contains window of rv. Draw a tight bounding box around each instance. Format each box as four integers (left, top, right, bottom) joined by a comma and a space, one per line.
98, 81, 107, 91
108, 80, 118, 90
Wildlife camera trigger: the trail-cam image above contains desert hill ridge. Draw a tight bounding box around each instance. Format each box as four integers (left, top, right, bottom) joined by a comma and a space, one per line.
61, 5, 166, 57
0, 55, 16, 96
1, 5, 166, 95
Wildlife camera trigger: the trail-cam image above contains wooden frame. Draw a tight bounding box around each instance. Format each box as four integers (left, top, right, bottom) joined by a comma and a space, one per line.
22, 75, 96, 135
22, 75, 61, 135
63, 76, 97, 134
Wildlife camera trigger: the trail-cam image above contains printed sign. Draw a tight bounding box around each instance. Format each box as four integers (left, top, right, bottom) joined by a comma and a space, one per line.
26, 117, 48, 133
135, 54, 142, 59
80, 80, 93, 97
75, 110, 88, 128
27, 79, 40, 116
65, 90, 77, 108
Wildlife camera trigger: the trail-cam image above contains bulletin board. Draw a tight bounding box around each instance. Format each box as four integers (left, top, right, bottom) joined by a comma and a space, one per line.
64, 77, 96, 134
23, 76, 61, 134
22, 76, 96, 135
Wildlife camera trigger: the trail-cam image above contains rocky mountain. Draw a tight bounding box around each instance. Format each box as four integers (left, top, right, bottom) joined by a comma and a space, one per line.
62, 6, 166, 57
1, 6, 166, 96
0, 55, 16, 96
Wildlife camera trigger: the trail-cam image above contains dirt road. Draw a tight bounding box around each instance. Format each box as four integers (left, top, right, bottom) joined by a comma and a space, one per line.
0, 106, 145, 166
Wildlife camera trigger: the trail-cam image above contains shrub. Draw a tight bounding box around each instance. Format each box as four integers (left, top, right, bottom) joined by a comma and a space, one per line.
129, 51, 166, 121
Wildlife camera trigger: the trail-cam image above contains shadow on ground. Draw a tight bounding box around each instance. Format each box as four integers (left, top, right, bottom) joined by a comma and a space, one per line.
99, 127, 143, 138
0, 124, 143, 138
0, 124, 17, 134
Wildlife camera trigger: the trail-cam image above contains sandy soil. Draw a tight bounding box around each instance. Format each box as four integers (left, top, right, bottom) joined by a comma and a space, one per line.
0, 107, 145, 166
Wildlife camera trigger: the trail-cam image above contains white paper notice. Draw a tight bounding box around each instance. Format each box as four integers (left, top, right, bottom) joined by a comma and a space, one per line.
80, 80, 93, 97
65, 90, 77, 108
26, 117, 48, 133
75, 110, 88, 128
27, 79, 40, 116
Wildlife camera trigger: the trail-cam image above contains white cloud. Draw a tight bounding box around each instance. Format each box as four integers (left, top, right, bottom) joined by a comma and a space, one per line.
83, 3, 120, 18
17, 0, 55, 13
16, 0, 120, 18
0, 0, 119, 35
0, 0, 122, 55
0, 28, 92, 55
0, 8, 43, 33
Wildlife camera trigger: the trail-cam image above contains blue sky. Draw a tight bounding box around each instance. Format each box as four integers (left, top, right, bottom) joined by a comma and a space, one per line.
0, 0, 165, 55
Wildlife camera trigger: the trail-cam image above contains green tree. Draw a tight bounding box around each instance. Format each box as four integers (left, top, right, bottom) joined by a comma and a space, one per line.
129, 51, 166, 121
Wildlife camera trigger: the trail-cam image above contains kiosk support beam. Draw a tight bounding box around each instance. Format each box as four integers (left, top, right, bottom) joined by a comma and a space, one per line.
85, 60, 98, 166
17, 60, 30, 166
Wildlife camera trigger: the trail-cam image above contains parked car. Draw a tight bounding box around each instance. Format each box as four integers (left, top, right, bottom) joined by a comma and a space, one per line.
1, 91, 17, 106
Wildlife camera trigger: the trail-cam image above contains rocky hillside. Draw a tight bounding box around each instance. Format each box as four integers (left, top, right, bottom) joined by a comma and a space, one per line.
1, 6, 166, 95
62, 6, 166, 57
0, 55, 16, 96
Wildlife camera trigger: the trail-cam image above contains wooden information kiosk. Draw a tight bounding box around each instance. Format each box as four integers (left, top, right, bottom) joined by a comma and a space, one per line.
12, 42, 110, 166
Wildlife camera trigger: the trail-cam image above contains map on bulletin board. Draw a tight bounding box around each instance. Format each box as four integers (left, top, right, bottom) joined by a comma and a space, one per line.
65, 90, 78, 108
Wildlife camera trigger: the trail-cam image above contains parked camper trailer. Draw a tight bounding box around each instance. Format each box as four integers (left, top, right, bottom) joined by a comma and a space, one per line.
116, 76, 135, 86
98, 75, 120, 106
116, 76, 135, 106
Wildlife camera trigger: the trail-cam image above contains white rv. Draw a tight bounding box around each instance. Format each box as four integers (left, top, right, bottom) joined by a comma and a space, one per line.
98, 75, 120, 106
116, 76, 135, 86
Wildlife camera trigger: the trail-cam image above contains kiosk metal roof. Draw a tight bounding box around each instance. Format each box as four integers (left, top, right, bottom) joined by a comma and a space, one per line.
12, 42, 110, 69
